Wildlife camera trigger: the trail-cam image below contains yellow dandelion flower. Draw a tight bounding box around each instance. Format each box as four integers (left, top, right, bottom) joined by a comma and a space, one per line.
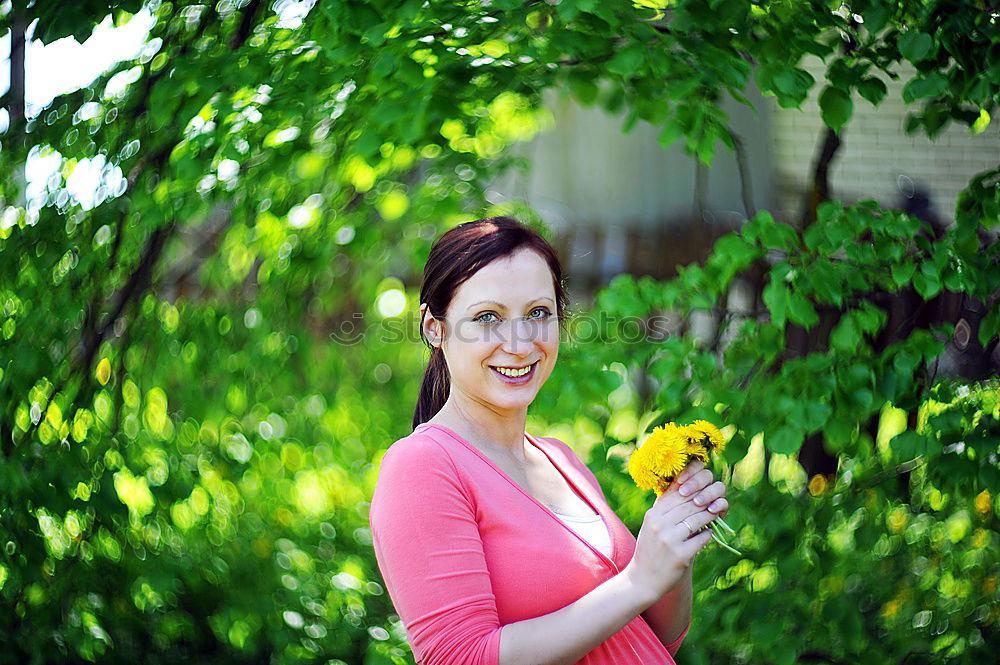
628, 419, 742, 555
629, 423, 692, 495
628, 442, 661, 492
686, 441, 709, 462
644, 424, 689, 479
688, 419, 726, 453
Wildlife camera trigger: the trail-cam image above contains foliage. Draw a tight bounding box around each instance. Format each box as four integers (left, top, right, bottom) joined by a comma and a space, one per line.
0, 1, 997, 664
571, 379, 999, 664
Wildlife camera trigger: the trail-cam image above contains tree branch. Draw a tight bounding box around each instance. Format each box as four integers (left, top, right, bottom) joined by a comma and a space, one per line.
855, 458, 926, 491
694, 158, 709, 221
231, 0, 264, 50
729, 129, 756, 218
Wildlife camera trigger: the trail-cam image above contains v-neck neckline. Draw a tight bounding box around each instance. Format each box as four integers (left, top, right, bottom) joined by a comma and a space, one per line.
414, 422, 619, 568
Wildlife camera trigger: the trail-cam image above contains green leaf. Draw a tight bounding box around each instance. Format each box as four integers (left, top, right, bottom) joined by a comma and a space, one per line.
824, 417, 855, 453
696, 129, 716, 166
766, 425, 804, 455
855, 303, 887, 335
713, 233, 760, 269
898, 30, 934, 63
823, 219, 854, 248
851, 388, 875, 411
864, 5, 891, 35
819, 86, 853, 131
759, 221, 799, 252
912, 270, 942, 299
902, 73, 949, 103
857, 77, 887, 106
979, 307, 1000, 347
893, 350, 921, 376
763, 280, 790, 328
788, 292, 819, 329
372, 52, 396, 77
398, 58, 424, 86
830, 313, 860, 351
773, 644, 797, 665
890, 261, 917, 288
607, 44, 645, 78
570, 76, 600, 106
774, 66, 814, 97
890, 431, 932, 460
928, 409, 964, 435
876, 368, 899, 401
803, 401, 833, 434
758, 64, 814, 107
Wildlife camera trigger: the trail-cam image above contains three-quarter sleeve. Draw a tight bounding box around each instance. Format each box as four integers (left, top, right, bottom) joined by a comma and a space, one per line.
369, 437, 502, 665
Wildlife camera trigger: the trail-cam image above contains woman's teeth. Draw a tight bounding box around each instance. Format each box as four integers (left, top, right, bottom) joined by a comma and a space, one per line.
494, 363, 534, 377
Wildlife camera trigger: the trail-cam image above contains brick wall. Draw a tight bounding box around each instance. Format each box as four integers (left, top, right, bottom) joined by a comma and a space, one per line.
771, 56, 1000, 224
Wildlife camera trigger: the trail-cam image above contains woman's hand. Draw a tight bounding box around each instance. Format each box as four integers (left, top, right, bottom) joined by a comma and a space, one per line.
622, 459, 729, 603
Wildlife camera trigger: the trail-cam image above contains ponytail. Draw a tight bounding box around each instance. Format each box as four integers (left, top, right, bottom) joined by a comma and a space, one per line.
412, 346, 450, 429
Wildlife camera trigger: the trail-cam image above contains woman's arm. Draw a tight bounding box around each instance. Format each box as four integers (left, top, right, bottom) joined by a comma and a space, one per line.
495, 566, 659, 665
640, 566, 693, 655
638, 460, 730, 655
495, 495, 720, 665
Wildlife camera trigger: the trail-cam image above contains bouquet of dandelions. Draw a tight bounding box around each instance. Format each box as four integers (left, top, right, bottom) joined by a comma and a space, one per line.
628, 420, 741, 555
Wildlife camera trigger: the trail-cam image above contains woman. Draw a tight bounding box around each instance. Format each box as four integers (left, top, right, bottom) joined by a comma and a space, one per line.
369, 217, 729, 665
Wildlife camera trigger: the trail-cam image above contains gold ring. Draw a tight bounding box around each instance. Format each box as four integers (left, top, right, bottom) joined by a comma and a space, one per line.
681, 518, 694, 536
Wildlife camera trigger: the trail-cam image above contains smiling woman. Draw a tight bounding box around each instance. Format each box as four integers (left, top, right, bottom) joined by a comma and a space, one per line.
368, 216, 727, 665
408, 217, 569, 431
420, 240, 561, 420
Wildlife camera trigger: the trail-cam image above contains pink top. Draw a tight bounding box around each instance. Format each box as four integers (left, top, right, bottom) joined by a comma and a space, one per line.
369, 423, 690, 665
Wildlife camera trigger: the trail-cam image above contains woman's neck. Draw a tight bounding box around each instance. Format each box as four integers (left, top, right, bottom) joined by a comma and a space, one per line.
427, 399, 529, 462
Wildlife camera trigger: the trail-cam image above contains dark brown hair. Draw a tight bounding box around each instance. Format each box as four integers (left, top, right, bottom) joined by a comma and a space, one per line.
412, 216, 570, 429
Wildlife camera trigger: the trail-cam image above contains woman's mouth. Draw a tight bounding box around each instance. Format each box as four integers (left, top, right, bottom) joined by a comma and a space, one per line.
489, 361, 539, 385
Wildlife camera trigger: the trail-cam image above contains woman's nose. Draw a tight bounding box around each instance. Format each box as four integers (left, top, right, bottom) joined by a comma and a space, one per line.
500, 316, 531, 353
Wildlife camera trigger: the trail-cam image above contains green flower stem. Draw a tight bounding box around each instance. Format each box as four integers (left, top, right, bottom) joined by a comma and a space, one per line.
714, 515, 736, 536
709, 520, 742, 556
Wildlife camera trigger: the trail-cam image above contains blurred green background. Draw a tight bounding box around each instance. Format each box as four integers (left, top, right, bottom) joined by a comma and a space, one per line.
1, 1, 997, 664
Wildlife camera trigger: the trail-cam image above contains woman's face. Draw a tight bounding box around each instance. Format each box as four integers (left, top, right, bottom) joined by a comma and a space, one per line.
422, 246, 560, 414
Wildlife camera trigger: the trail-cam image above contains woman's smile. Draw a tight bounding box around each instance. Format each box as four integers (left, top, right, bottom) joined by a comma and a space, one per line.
489, 360, 540, 384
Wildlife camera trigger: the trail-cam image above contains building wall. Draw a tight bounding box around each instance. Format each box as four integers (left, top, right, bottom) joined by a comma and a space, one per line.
494, 85, 777, 299
495, 63, 996, 302
499, 85, 776, 234
771, 56, 1000, 224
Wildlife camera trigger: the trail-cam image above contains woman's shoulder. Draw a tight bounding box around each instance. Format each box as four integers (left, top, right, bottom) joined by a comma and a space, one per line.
378, 428, 454, 469
371, 429, 473, 515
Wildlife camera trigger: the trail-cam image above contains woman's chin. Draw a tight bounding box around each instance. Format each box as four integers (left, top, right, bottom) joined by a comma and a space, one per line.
486, 389, 538, 412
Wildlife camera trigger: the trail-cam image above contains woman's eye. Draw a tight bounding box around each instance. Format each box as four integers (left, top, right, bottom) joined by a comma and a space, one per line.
475, 308, 550, 324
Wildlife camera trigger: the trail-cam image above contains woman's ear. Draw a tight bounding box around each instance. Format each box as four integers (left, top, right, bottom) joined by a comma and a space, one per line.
420, 303, 443, 349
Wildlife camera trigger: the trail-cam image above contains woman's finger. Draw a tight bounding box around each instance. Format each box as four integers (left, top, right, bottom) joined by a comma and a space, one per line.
690, 480, 727, 508
680, 524, 715, 557
676, 508, 718, 540
666, 496, 718, 526
652, 483, 690, 514
707, 497, 728, 516
678, 468, 714, 497
674, 459, 704, 486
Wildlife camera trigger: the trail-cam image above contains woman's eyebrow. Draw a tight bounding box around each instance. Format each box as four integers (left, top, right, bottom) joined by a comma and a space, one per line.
466, 297, 555, 310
